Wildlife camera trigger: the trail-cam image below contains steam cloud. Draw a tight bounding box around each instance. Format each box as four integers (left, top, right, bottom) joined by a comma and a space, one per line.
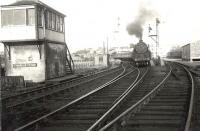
127, 6, 156, 39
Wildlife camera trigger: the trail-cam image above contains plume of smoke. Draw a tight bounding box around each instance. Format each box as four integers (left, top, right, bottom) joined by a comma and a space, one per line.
127, 6, 156, 39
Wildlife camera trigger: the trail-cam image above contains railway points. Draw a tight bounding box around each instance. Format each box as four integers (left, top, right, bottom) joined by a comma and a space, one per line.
99, 62, 195, 131
168, 60, 200, 131
2, 65, 125, 130
12, 63, 133, 131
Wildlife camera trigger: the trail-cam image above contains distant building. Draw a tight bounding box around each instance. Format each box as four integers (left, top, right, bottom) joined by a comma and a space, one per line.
72, 46, 132, 69
167, 46, 182, 59
72, 47, 111, 69
182, 41, 200, 61
72, 54, 94, 69
94, 54, 110, 67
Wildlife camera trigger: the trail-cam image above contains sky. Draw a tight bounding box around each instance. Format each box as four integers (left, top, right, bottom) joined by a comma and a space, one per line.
0, 0, 200, 56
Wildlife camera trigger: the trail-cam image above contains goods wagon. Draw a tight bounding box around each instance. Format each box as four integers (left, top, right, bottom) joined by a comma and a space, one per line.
182, 42, 200, 61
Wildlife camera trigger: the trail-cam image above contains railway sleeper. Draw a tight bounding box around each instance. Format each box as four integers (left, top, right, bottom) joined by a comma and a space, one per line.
53, 114, 98, 120
133, 115, 184, 120
126, 119, 183, 127
44, 119, 95, 126
136, 110, 186, 116
141, 105, 185, 111
125, 125, 181, 131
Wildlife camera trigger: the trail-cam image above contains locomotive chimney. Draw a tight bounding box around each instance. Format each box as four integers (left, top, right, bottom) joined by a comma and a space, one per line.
140, 35, 142, 41
139, 35, 143, 43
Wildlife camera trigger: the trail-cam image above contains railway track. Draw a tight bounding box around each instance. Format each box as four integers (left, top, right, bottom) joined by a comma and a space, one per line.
12, 63, 172, 131
175, 61, 200, 131
88, 65, 169, 131
1, 66, 116, 98
12, 64, 141, 131
4, 66, 123, 110
191, 69, 200, 131
2, 64, 127, 131
100, 62, 194, 131
2, 66, 120, 101
14, 64, 171, 131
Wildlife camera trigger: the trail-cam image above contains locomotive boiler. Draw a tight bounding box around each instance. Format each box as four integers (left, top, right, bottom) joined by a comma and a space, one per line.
132, 39, 151, 67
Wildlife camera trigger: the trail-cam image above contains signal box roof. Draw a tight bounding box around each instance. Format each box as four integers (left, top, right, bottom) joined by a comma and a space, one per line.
1, 0, 65, 17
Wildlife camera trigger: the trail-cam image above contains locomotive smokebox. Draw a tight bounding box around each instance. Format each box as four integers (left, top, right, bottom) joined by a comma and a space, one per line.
133, 37, 151, 67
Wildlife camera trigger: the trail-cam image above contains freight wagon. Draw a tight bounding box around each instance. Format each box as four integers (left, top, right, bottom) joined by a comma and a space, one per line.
182, 41, 200, 61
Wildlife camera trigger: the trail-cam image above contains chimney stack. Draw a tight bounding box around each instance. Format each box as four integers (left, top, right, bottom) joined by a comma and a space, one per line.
140, 35, 143, 41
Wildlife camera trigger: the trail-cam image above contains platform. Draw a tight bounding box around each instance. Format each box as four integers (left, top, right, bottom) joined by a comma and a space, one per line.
176, 61, 200, 68
175, 60, 200, 70
163, 58, 200, 76
169, 59, 200, 76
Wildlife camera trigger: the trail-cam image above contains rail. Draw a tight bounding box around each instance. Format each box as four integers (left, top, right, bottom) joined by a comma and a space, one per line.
157, 60, 195, 131
6, 66, 123, 109
2, 65, 121, 101
99, 64, 172, 131
180, 65, 195, 131
87, 67, 149, 131
170, 60, 200, 76
14, 63, 131, 131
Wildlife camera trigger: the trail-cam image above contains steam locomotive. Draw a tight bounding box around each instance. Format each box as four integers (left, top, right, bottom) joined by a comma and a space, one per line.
132, 39, 151, 67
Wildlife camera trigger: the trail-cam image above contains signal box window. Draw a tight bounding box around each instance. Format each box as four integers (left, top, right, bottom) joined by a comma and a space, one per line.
27, 8, 35, 25
52, 13, 56, 30
2, 10, 13, 26
1, 8, 35, 26
60, 17, 64, 32
56, 15, 60, 31
37, 7, 43, 26
2, 9, 26, 26
14, 9, 26, 25
48, 12, 52, 29
44, 10, 64, 33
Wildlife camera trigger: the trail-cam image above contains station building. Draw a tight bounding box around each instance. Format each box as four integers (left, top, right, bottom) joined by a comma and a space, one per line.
0, 0, 74, 82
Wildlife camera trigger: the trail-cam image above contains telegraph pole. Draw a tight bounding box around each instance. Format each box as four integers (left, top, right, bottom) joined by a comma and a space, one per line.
113, 17, 120, 42
149, 18, 160, 58
106, 37, 109, 54
156, 18, 160, 58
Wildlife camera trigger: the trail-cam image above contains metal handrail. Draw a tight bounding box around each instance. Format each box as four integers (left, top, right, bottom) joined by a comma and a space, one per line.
14, 63, 131, 131
100, 65, 172, 131
87, 67, 149, 131
66, 44, 74, 73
